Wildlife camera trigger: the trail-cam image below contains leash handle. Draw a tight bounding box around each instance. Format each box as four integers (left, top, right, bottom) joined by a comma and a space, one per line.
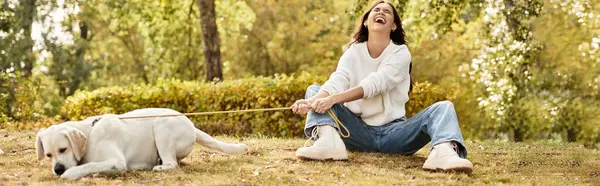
328, 110, 350, 138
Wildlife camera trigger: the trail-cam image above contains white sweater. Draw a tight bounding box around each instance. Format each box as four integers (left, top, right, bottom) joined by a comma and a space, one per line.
321, 40, 411, 126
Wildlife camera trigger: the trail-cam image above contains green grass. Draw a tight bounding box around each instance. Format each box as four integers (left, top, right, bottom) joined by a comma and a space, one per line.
1, 130, 599, 185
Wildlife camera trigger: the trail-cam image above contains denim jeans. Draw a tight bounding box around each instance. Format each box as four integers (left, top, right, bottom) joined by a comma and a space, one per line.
303, 85, 468, 158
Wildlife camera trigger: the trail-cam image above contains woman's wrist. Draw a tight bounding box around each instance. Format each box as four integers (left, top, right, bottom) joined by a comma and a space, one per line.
328, 94, 341, 105
305, 97, 316, 105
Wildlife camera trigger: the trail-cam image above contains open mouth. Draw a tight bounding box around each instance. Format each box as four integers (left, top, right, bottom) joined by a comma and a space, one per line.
374, 17, 386, 24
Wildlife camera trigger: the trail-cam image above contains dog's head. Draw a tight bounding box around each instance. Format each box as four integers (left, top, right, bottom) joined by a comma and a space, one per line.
35, 123, 87, 176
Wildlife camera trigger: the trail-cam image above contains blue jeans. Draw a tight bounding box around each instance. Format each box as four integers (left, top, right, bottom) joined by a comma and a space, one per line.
303, 85, 468, 158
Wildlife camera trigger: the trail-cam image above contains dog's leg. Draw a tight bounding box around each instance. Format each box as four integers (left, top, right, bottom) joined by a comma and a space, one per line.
152, 150, 178, 171
60, 158, 126, 180
153, 119, 180, 171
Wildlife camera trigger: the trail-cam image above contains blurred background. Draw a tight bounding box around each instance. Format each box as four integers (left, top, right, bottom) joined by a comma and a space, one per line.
1, 0, 599, 146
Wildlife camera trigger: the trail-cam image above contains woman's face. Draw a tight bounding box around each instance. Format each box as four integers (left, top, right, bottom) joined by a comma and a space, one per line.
365, 3, 396, 33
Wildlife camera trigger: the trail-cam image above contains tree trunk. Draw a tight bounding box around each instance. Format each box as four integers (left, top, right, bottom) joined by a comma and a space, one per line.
196, 0, 223, 82
567, 128, 578, 142
502, 0, 535, 142
502, 0, 525, 42
513, 121, 524, 142
18, 0, 36, 78
67, 21, 91, 96
1, 0, 36, 119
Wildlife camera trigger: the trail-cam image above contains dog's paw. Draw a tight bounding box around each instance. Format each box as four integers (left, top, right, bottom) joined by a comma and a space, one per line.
152, 165, 177, 171
60, 169, 83, 181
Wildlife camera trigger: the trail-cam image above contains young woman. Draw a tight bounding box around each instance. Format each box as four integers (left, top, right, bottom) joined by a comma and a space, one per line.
291, 1, 473, 173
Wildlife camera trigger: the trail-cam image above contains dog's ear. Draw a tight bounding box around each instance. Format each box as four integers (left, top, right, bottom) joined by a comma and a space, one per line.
64, 128, 87, 161
35, 129, 46, 161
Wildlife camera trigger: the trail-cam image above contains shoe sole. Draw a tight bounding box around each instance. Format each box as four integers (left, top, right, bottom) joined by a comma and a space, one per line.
423, 167, 473, 174
296, 155, 348, 161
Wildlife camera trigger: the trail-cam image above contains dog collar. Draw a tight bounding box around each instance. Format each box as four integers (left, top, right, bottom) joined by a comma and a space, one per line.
91, 117, 102, 127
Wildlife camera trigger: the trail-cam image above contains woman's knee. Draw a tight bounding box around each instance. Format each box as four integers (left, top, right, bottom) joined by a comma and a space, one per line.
434, 100, 454, 108
305, 84, 321, 99
429, 100, 456, 115
307, 84, 321, 91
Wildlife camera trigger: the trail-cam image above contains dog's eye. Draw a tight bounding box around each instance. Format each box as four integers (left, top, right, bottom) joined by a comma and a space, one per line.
46, 153, 52, 158
58, 148, 67, 153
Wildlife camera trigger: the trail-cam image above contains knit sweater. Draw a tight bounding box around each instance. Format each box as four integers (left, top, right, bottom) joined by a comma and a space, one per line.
321, 40, 411, 126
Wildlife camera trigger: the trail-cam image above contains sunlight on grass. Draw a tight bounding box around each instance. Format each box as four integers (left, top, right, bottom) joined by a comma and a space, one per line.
1, 130, 599, 185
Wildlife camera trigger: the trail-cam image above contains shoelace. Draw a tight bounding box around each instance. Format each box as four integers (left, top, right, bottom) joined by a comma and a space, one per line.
302, 110, 351, 147
304, 126, 320, 147
328, 110, 350, 138
438, 142, 460, 157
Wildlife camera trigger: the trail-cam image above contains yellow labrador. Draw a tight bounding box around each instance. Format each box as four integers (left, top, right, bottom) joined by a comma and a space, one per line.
35, 108, 248, 180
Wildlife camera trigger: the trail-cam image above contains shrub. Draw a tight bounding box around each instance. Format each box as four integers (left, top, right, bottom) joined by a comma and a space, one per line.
62, 73, 451, 137
405, 82, 452, 117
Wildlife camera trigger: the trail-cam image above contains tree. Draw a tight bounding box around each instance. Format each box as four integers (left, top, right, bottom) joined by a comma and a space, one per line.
197, 0, 223, 81
537, 0, 600, 143
224, 0, 351, 77
42, 21, 92, 97
0, 0, 37, 120
14, 0, 36, 78
469, 0, 543, 141
34, 0, 93, 98
80, 0, 206, 86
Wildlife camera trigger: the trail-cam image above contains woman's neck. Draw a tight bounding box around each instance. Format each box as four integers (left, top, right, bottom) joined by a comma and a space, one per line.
366, 33, 390, 59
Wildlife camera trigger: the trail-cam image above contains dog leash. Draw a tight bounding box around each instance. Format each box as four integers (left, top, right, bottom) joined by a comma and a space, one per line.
118, 107, 291, 119
112, 107, 350, 138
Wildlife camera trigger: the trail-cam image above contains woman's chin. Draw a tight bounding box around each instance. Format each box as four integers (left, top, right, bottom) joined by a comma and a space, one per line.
368, 26, 391, 33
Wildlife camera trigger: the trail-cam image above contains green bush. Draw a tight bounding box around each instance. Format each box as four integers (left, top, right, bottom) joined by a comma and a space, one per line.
555, 99, 600, 146
0, 76, 42, 123
62, 73, 451, 137
405, 82, 453, 117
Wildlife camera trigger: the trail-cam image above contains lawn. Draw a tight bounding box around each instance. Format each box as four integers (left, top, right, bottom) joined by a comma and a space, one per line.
1, 130, 599, 185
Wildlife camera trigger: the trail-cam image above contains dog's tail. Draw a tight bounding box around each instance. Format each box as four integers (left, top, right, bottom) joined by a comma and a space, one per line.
194, 129, 248, 155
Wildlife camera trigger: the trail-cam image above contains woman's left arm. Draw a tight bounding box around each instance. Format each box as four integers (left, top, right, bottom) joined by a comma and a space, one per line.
359, 47, 411, 99
312, 86, 364, 113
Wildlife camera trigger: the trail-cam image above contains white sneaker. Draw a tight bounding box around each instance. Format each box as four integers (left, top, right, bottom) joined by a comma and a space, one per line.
423, 142, 473, 173
296, 125, 348, 161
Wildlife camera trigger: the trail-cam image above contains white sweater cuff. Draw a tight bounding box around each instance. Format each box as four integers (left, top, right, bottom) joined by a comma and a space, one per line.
320, 83, 338, 95
359, 75, 378, 99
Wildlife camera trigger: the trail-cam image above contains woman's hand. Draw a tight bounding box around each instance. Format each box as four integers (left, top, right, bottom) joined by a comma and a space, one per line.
291, 99, 312, 115
312, 96, 336, 114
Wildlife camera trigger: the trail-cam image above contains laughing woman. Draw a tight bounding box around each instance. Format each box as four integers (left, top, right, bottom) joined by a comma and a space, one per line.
291, 1, 473, 173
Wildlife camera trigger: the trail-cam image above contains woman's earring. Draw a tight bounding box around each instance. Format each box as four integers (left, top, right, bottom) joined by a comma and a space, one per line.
392, 26, 397, 32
